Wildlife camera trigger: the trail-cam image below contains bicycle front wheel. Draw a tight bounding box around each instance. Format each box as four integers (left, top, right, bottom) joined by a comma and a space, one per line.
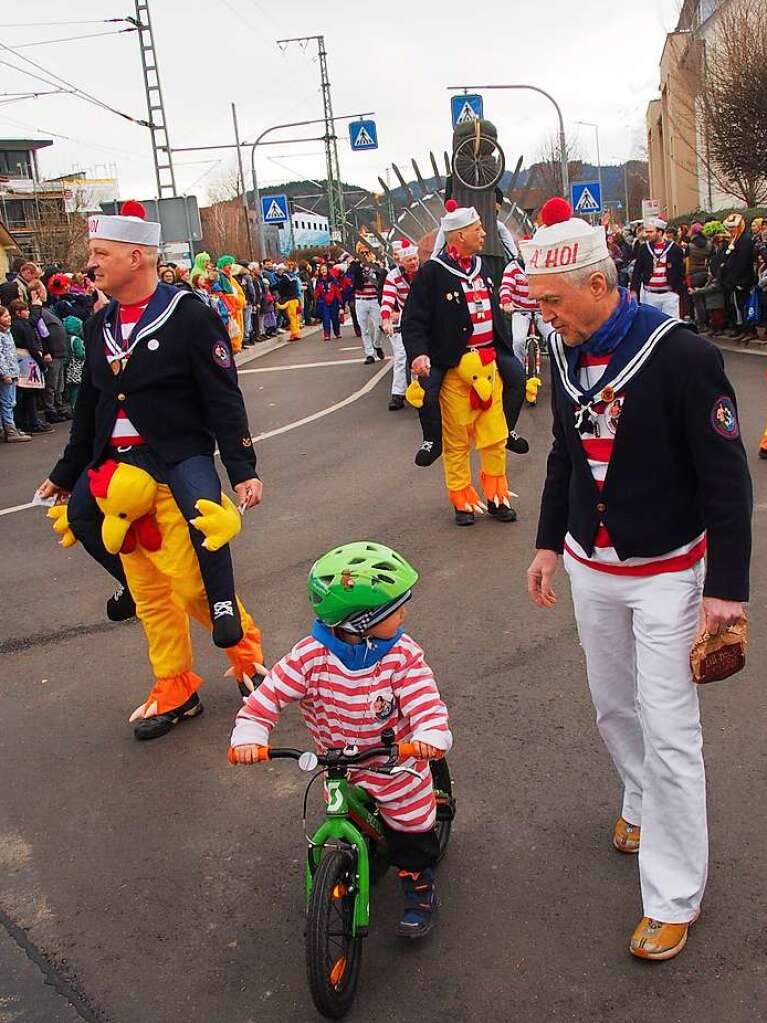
306, 849, 363, 1019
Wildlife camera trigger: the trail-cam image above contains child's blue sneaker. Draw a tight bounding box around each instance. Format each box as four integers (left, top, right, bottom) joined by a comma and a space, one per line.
397, 868, 440, 938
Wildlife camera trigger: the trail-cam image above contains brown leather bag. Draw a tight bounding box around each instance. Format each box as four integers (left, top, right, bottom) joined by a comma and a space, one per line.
690, 618, 748, 684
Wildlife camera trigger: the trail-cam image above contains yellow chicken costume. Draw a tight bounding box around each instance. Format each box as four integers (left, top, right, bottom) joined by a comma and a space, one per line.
276, 298, 302, 341
438, 348, 513, 514
49, 459, 264, 729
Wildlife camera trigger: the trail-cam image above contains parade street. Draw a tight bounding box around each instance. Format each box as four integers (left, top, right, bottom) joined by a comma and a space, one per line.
1, 325, 766, 1023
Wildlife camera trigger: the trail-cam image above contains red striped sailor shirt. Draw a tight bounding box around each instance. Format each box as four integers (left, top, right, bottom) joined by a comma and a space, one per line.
500, 260, 538, 312
564, 352, 706, 576
231, 633, 452, 832
380, 266, 413, 320
108, 299, 149, 448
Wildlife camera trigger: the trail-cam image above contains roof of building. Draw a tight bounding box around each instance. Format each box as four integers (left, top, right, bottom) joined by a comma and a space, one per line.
0, 139, 53, 152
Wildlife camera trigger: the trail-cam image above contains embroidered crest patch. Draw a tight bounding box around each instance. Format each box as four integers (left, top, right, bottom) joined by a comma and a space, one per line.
370, 688, 396, 722
711, 396, 739, 438
212, 341, 232, 368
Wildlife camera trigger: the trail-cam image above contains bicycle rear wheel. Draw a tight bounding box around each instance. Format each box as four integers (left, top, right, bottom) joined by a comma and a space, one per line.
306, 848, 363, 1019
430, 758, 455, 863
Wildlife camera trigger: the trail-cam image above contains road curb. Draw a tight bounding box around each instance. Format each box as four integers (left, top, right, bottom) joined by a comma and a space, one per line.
235, 324, 326, 369
710, 336, 767, 358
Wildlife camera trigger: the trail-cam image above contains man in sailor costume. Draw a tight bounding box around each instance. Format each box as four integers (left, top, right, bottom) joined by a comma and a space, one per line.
526, 198, 752, 961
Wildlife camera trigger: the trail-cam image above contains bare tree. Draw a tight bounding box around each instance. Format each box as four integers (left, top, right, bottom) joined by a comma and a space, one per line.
697, 0, 767, 206
36, 194, 89, 267
201, 165, 251, 257
532, 133, 584, 199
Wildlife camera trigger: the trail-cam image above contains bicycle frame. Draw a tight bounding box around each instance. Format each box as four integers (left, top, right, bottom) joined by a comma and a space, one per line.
304, 775, 386, 936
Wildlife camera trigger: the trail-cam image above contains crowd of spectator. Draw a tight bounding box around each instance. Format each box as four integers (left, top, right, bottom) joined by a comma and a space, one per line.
608, 214, 767, 339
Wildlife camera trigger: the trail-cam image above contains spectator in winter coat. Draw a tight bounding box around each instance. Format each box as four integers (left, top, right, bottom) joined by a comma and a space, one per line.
40, 306, 71, 422
63, 315, 86, 410
9, 299, 51, 434
719, 213, 755, 333
0, 304, 30, 442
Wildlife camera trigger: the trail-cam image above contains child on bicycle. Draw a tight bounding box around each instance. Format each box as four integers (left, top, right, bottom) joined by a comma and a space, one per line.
230, 541, 452, 938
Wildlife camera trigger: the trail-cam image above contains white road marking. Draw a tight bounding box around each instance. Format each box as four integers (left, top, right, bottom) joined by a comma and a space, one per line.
338, 346, 362, 351
0, 362, 393, 519
239, 357, 384, 374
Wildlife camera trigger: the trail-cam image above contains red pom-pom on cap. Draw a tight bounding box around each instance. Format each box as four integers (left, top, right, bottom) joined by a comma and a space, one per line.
444, 199, 458, 213
120, 199, 146, 220
540, 197, 572, 227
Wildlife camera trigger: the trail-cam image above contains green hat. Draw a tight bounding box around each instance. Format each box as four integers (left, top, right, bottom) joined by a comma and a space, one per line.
63, 315, 83, 336
217, 254, 235, 269
308, 541, 418, 633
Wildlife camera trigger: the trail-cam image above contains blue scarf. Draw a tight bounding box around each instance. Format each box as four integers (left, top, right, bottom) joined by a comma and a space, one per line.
311, 620, 403, 672
580, 287, 639, 356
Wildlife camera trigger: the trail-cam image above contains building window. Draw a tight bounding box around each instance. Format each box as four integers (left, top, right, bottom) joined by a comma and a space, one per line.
0, 150, 32, 177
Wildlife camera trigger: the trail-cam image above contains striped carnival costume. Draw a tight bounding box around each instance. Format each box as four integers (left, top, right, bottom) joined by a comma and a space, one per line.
380, 241, 420, 408
46, 203, 264, 740
526, 198, 752, 961
231, 542, 452, 937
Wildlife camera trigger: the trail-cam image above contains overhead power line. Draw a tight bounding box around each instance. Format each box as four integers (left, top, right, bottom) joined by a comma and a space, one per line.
14, 28, 137, 50
0, 19, 127, 28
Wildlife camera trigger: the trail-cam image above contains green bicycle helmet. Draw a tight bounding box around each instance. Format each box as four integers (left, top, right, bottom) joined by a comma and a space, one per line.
308, 541, 418, 632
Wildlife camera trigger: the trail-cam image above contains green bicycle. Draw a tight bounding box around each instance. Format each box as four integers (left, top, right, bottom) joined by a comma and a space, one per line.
228, 728, 455, 1019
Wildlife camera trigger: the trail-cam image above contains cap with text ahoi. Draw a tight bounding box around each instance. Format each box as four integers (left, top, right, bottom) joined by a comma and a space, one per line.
88, 200, 161, 247
519, 197, 608, 275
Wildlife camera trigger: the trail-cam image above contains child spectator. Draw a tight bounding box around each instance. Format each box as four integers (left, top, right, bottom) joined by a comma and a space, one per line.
63, 315, 86, 410
0, 304, 30, 442
261, 281, 277, 337
9, 299, 51, 434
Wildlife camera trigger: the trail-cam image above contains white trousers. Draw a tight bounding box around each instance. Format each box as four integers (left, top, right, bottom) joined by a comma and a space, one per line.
511, 311, 553, 364
564, 553, 707, 922
356, 298, 381, 357
389, 330, 407, 396
640, 287, 680, 319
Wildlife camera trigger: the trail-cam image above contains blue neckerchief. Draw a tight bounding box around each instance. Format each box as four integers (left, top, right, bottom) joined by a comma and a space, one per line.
311, 620, 403, 671
558, 303, 671, 406
580, 287, 639, 356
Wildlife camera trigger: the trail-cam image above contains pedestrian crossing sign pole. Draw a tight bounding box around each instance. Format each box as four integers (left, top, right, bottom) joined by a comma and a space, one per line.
349, 120, 378, 151
451, 93, 484, 127
570, 181, 603, 216
261, 194, 289, 223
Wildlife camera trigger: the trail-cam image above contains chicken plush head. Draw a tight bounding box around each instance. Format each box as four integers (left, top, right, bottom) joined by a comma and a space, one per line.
455, 348, 497, 409
88, 460, 160, 554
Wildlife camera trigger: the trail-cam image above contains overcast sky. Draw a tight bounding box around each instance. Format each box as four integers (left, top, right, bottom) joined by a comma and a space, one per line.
1, 0, 679, 204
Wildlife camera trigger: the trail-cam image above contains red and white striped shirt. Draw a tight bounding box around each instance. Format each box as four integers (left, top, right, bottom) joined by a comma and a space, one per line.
500, 260, 538, 312
231, 633, 452, 831
108, 299, 149, 448
564, 352, 706, 576
461, 275, 494, 347
354, 265, 379, 301
380, 266, 414, 321
646, 241, 672, 292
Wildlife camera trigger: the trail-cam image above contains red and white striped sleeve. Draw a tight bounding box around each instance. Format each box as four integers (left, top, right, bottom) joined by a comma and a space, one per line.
500, 260, 537, 311
500, 261, 517, 305
380, 268, 400, 319
230, 641, 311, 747
392, 641, 452, 752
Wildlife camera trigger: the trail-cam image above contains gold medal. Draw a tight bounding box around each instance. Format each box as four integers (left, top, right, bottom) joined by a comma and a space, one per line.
111, 362, 120, 376
600, 386, 615, 403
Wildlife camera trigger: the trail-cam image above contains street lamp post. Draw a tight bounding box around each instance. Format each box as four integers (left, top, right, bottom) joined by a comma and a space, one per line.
249, 111, 374, 259
447, 84, 569, 198
575, 120, 602, 217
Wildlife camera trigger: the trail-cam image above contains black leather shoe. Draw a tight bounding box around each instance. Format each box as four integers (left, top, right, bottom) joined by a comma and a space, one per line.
414, 440, 442, 467
133, 692, 203, 740
211, 604, 244, 649
388, 394, 405, 411
487, 501, 517, 522
375, 347, 385, 361
506, 431, 530, 454
363, 355, 375, 365
107, 584, 136, 622
31, 422, 54, 433
454, 509, 475, 526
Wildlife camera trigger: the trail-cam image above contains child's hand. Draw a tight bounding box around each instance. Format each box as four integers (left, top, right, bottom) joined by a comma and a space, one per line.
410, 741, 442, 760
231, 744, 268, 764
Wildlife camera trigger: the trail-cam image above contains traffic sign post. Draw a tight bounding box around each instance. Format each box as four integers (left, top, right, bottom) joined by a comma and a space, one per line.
349, 119, 378, 151
451, 93, 483, 126
261, 194, 289, 224
641, 199, 661, 222
570, 181, 602, 216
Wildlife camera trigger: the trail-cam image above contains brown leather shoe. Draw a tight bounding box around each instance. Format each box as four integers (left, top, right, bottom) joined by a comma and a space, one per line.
630, 914, 698, 960
613, 817, 641, 854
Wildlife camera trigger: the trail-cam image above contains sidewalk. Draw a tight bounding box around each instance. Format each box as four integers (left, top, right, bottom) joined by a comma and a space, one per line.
234, 322, 325, 370
710, 332, 767, 357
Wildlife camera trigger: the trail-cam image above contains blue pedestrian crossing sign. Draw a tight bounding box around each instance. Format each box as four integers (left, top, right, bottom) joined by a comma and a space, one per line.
570, 181, 602, 215
349, 120, 378, 151
261, 194, 289, 223
451, 93, 483, 127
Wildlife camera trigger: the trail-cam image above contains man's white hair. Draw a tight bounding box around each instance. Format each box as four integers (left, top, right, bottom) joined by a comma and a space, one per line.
565, 256, 618, 291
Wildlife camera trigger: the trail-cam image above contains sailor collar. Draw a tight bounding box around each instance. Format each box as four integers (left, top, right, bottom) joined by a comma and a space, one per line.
102, 283, 193, 365
433, 252, 483, 283
550, 316, 682, 435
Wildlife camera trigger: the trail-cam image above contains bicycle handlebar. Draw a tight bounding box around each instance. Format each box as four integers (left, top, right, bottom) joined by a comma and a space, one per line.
227, 741, 432, 767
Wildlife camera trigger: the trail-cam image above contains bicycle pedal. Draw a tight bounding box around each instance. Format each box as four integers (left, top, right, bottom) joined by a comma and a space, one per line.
435, 796, 456, 821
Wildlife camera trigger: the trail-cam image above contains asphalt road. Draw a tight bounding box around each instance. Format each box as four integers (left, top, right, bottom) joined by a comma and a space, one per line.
1, 326, 766, 1023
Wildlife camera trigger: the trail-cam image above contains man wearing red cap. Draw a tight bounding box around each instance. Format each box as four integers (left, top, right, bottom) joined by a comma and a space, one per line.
37, 201, 264, 740
526, 197, 751, 960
